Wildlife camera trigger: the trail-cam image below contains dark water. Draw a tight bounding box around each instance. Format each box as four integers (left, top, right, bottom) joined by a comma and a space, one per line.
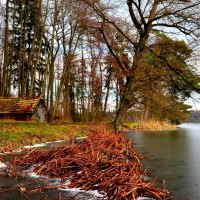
0, 138, 89, 200
126, 123, 200, 200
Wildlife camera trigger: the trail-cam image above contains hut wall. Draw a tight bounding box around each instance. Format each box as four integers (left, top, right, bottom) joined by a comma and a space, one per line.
0, 113, 31, 121
32, 101, 47, 122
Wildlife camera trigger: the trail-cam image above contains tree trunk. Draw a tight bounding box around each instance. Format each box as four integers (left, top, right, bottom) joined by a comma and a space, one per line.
1, 0, 10, 96
113, 95, 130, 131
104, 65, 112, 113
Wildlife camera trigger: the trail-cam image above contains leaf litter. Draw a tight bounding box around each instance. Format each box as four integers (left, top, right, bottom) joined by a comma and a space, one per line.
0, 126, 172, 200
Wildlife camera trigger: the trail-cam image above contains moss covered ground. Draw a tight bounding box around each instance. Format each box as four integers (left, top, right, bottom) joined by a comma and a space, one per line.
0, 121, 103, 152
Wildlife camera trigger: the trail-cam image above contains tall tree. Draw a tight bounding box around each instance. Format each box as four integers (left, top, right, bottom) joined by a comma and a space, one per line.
9, 0, 48, 97
135, 34, 197, 123
80, 0, 200, 129
1, 0, 9, 96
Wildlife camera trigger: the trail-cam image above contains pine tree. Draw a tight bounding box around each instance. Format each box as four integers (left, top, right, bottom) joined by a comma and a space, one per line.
9, 0, 48, 97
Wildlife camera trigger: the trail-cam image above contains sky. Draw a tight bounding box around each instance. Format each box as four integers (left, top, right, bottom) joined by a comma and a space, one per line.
187, 94, 200, 110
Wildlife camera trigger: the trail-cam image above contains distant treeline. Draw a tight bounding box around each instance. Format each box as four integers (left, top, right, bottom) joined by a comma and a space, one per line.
187, 111, 200, 122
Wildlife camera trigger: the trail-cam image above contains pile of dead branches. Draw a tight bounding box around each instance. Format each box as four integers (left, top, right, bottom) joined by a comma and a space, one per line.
7, 126, 171, 199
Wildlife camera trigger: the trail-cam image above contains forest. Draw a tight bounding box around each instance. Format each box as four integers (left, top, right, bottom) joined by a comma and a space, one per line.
0, 0, 200, 127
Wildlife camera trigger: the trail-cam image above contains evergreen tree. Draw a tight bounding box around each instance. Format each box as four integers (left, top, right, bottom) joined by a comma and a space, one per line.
9, 0, 48, 97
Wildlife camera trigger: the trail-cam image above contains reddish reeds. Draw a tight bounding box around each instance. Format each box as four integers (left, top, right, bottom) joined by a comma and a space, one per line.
6, 125, 172, 200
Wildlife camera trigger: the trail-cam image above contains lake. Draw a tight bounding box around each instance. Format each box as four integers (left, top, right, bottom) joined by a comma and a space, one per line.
126, 123, 200, 199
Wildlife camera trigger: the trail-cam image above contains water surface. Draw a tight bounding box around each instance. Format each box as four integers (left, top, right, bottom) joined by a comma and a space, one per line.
126, 123, 200, 199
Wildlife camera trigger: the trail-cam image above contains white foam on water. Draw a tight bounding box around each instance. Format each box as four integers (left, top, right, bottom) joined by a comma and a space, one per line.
13, 150, 23, 153
63, 179, 71, 185
0, 161, 7, 168
46, 140, 65, 144
27, 170, 106, 199
24, 164, 61, 183
24, 143, 47, 149
76, 136, 88, 139
0, 149, 23, 155
28, 172, 40, 178
1, 161, 147, 200
60, 187, 106, 198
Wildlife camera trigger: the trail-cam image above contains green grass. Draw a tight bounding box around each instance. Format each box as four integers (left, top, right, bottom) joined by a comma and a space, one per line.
0, 131, 21, 142
123, 122, 138, 129
0, 121, 98, 152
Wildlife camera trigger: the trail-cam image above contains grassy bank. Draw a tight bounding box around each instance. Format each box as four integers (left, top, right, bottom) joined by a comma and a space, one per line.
123, 119, 176, 131
0, 121, 107, 152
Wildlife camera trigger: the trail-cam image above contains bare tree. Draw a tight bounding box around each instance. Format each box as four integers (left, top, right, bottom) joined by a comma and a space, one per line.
80, 0, 200, 129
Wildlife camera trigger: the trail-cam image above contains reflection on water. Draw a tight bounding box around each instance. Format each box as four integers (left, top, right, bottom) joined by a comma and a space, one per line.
126, 123, 200, 199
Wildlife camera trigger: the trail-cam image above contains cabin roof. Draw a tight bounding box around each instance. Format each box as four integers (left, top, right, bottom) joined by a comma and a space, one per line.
0, 96, 42, 114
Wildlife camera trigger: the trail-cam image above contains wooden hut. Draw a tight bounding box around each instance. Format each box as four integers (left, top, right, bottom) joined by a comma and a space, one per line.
0, 96, 48, 122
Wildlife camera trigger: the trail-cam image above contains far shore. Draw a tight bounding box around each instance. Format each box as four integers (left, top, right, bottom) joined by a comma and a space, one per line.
123, 119, 177, 132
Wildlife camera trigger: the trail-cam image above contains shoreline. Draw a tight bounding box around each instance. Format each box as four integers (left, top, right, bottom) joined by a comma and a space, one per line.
0, 126, 172, 199
123, 120, 177, 132
0, 125, 172, 199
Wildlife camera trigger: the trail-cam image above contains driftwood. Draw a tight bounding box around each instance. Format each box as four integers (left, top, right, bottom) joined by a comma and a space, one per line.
4, 126, 172, 200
